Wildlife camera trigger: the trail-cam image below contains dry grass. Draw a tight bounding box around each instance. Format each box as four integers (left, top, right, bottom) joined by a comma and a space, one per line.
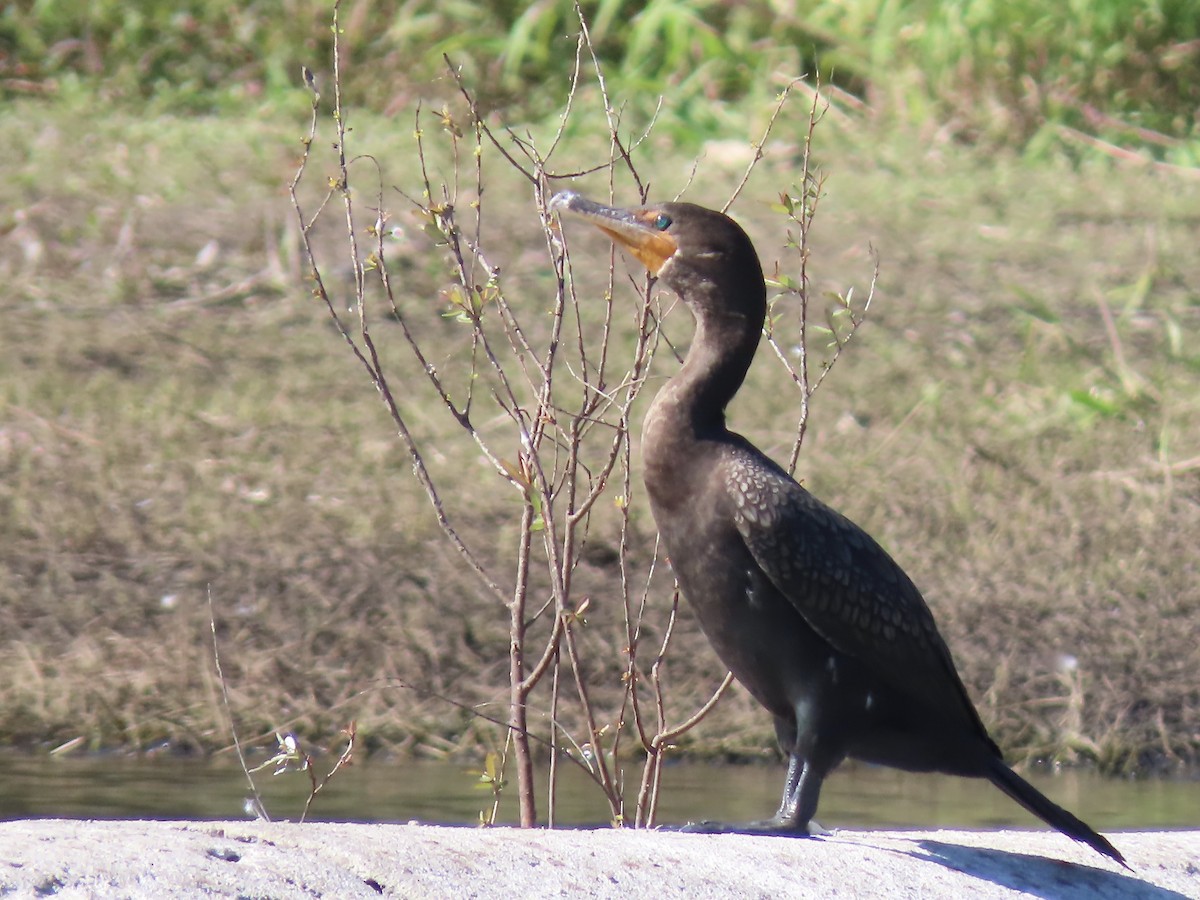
1, 95, 1197, 775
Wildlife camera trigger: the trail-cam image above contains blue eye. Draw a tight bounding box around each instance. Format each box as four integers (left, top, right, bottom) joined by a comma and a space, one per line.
653, 213, 672, 231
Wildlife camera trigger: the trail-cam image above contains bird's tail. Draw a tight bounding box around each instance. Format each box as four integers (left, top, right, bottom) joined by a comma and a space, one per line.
987, 758, 1128, 869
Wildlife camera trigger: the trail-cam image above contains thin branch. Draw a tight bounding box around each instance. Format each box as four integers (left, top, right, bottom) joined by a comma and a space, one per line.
207, 588, 268, 822
288, 9, 507, 606
300, 722, 357, 823
724, 77, 805, 213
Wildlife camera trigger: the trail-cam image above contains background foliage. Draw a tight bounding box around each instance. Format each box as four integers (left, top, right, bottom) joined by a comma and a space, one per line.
3, 0, 1198, 157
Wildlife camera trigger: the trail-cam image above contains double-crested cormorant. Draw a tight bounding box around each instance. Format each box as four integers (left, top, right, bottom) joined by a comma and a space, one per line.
551, 191, 1126, 867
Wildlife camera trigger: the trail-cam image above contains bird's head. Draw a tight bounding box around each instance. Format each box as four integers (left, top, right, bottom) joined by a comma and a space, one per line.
551, 191, 765, 322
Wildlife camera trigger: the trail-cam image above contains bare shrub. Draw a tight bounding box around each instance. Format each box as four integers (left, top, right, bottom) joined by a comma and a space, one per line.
283, 6, 872, 826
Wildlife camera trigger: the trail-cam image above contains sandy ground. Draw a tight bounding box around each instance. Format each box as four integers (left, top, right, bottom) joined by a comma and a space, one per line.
0, 820, 1196, 899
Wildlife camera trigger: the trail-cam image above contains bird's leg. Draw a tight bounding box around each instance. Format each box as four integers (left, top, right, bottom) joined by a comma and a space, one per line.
775, 754, 829, 835
677, 752, 826, 837
771, 753, 804, 821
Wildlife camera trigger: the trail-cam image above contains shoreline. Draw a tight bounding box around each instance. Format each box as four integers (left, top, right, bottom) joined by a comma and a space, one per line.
1, 820, 1195, 898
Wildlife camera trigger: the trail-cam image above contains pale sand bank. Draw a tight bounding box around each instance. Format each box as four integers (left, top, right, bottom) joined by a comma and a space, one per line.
0, 820, 1196, 898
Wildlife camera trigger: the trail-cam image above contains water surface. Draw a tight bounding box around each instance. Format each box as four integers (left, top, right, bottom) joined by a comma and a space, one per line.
1, 755, 1195, 831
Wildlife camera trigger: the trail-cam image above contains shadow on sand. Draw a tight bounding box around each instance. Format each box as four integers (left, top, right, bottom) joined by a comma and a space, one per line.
912, 839, 1189, 900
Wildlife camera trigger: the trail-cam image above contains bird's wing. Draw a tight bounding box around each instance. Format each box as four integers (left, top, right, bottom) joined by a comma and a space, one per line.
724, 445, 982, 716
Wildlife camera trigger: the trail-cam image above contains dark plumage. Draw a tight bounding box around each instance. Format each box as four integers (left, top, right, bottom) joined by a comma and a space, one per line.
552, 190, 1126, 867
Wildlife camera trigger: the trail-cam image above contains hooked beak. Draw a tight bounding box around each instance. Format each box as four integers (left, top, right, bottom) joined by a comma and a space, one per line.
550, 191, 677, 274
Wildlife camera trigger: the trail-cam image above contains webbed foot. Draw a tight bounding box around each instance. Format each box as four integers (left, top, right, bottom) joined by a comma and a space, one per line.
675, 817, 827, 837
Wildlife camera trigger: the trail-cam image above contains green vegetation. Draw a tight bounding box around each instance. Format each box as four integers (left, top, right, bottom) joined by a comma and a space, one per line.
4, 1, 1198, 156
0, 1, 1197, 789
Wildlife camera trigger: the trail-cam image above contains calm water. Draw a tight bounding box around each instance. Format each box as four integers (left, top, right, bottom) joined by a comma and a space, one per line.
1, 755, 1196, 830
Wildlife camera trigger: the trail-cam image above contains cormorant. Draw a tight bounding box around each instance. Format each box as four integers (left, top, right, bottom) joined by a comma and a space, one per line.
551, 191, 1126, 867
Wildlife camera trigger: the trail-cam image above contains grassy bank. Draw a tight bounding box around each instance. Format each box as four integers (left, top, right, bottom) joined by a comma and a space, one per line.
1, 79, 1197, 775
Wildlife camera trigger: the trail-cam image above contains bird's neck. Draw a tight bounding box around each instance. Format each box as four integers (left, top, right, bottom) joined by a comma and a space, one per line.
645, 308, 761, 455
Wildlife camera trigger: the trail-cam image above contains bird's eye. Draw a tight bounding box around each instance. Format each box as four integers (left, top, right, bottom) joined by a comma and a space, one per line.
653, 213, 672, 231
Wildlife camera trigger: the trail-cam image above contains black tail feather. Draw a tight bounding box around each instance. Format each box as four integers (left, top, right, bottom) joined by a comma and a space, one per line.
987, 758, 1128, 869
